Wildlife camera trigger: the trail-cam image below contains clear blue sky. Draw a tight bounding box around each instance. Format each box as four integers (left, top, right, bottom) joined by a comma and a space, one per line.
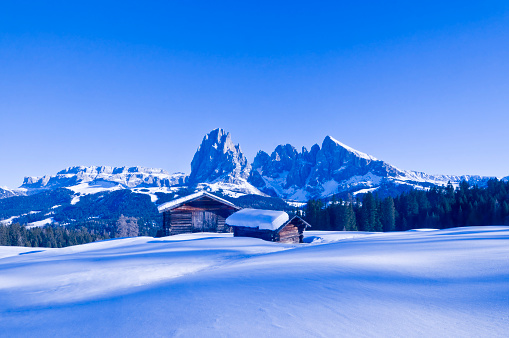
1, 1, 508, 188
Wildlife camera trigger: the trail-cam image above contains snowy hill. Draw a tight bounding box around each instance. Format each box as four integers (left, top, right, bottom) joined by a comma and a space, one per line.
1, 226, 508, 336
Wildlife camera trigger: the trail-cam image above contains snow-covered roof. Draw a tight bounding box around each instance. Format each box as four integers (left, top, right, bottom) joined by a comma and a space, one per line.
157, 191, 239, 213
226, 208, 290, 231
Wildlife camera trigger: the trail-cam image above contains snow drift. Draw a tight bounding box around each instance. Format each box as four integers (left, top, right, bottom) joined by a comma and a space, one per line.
1, 226, 509, 337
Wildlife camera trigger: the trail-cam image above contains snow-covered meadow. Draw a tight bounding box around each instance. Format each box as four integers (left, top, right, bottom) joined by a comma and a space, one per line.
1, 227, 508, 337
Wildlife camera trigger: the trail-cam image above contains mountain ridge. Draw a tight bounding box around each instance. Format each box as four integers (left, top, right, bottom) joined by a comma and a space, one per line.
3, 128, 507, 203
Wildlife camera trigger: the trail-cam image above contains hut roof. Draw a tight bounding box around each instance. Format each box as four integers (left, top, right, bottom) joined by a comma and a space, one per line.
225, 208, 289, 231
286, 215, 312, 229
157, 191, 240, 213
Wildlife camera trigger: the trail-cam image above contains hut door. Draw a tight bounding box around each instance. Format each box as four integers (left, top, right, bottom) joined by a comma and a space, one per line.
192, 211, 204, 232
203, 211, 218, 232
192, 211, 218, 232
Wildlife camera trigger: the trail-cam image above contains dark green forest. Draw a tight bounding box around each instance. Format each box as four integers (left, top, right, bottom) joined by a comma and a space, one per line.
304, 179, 509, 231
0, 223, 109, 248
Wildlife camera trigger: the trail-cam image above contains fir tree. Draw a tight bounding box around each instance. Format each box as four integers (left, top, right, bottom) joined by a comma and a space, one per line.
381, 197, 395, 232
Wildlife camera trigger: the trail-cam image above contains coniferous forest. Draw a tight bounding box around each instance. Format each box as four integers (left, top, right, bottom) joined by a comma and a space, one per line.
0, 224, 109, 248
0, 215, 140, 248
304, 179, 509, 231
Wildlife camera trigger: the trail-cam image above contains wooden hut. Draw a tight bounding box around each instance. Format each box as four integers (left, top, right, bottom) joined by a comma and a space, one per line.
226, 208, 311, 243
158, 191, 241, 236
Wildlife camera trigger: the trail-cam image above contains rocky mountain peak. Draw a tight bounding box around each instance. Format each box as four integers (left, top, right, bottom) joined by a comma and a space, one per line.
19, 166, 186, 192
189, 128, 251, 185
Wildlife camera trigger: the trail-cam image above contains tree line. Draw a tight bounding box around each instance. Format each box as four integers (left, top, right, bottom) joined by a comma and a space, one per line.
0, 224, 109, 248
304, 179, 509, 231
0, 215, 140, 248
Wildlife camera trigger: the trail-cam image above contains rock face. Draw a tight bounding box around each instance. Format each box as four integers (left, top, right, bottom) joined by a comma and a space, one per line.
3, 128, 503, 202
20, 166, 187, 192
248, 135, 495, 201
189, 128, 251, 185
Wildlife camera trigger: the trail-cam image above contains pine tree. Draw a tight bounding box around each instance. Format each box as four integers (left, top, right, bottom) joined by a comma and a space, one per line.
344, 202, 357, 231
381, 197, 395, 232
361, 192, 381, 232
0, 225, 7, 245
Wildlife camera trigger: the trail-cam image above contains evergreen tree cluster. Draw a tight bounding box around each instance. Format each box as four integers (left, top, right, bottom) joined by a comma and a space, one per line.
304, 194, 394, 231
0, 223, 109, 248
393, 180, 509, 230
304, 179, 509, 231
225, 194, 294, 211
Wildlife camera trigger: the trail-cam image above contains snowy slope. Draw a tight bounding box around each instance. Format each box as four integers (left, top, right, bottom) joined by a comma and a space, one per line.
1, 226, 508, 337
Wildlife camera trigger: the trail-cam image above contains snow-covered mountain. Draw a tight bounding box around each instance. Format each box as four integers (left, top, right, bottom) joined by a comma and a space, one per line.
16, 166, 188, 203
0, 186, 22, 199
1, 128, 505, 203
249, 135, 497, 201
188, 128, 264, 197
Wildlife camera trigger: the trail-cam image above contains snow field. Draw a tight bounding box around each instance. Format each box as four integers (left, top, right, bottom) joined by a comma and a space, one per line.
0, 227, 508, 337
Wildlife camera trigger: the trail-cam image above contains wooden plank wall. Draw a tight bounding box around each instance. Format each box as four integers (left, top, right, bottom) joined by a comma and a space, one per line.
277, 223, 301, 243
232, 219, 307, 243
163, 196, 238, 235
233, 227, 275, 242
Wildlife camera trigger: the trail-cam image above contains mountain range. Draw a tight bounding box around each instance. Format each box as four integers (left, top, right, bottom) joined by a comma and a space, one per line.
2, 128, 507, 230
3, 128, 506, 203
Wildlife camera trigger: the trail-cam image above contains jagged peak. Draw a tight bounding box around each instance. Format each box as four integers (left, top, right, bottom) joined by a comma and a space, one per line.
189, 129, 251, 185
323, 136, 378, 161
199, 128, 240, 155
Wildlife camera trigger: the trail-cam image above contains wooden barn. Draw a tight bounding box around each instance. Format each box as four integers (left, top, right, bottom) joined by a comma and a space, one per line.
158, 191, 241, 236
226, 208, 311, 243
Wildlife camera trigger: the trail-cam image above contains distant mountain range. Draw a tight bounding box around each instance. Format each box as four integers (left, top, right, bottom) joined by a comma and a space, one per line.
3, 128, 507, 203
2, 128, 507, 230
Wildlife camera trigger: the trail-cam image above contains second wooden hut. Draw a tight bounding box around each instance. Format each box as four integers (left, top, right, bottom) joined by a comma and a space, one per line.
226, 208, 310, 243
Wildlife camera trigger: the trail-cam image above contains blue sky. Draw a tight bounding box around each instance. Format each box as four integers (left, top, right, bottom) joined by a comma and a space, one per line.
1, 1, 509, 188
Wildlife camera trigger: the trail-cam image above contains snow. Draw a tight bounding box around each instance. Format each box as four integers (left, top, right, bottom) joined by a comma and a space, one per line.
132, 186, 180, 202
26, 217, 54, 228
352, 187, 379, 195
226, 208, 290, 230
0, 246, 48, 259
158, 191, 238, 213
285, 200, 307, 208
327, 136, 378, 161
0, 216, 17, 226
70, 196, 80, 205
321, 179, 340, 196
408, 228, 439, 231
196, 180, 267, 197
303, 230, 377, 243
1, 226, 509, 337
1, 211, 42, 226
67, 181, 124, 195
